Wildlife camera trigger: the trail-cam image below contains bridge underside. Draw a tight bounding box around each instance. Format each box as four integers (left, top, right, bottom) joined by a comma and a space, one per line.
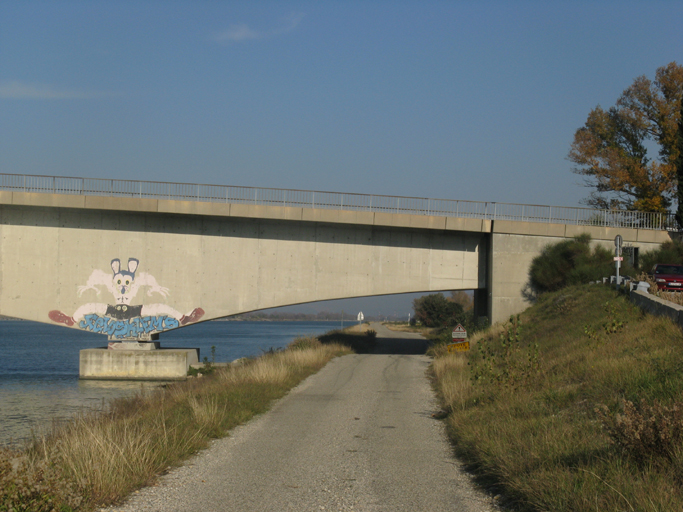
0, 200, 486, 340
0, 192, 670, 340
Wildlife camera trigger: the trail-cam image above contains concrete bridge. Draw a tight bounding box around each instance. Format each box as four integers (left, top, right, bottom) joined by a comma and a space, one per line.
0, 174, 673, 341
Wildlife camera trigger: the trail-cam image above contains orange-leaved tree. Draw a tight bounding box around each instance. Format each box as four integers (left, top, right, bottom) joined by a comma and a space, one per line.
569, 62, 683, 213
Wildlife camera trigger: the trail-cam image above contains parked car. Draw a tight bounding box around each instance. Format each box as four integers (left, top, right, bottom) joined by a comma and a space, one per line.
650, 264, 683, 291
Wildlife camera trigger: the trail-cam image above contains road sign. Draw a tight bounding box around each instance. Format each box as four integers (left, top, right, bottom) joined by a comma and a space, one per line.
448, 341, 470, 353
614, 235, 623, 248
452, 324, 467, 340
357, 312, 364, 322
614, 257, 623, 261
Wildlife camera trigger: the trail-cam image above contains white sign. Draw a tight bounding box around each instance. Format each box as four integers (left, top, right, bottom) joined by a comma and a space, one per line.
357, 312, 364, 322
452, 324, 467, 340
614, 256, 623, 261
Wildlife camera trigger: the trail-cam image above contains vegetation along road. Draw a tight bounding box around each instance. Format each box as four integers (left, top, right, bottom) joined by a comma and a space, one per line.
105, 322, 498, 512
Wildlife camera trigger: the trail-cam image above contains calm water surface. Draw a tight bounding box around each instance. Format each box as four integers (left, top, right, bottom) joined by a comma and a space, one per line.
0, 320, 339, 446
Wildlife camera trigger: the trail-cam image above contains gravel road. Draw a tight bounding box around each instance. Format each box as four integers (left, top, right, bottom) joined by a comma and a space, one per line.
104, 322, 499, 512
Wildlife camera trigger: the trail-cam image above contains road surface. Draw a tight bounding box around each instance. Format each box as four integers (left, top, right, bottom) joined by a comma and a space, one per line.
105, 322, 499, 512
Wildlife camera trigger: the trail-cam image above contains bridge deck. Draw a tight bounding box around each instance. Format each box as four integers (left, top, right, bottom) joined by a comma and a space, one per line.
0, 173, 674, 231
0, 188, 671, 245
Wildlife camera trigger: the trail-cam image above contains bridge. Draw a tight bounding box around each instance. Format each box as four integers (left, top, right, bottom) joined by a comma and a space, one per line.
0, 173, 673, 340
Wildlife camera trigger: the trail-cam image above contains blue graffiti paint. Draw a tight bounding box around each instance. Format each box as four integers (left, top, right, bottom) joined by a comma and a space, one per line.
79, 314, 179, 339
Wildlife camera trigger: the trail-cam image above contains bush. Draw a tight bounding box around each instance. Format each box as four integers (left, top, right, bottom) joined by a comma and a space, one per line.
0, 448, 82, 512
412, 293, 467, 328
596, 399, 683, 463
528, 234, 624, 293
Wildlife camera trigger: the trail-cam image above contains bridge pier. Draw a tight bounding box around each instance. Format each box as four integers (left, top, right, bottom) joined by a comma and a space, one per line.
485, 221, 670, 324
79, 345, 199, 381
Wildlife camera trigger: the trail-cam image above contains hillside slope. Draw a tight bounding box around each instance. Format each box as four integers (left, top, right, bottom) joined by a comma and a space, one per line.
431, 284, 683, 511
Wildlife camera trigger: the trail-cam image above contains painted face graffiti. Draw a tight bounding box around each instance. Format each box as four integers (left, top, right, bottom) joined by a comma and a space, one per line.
48, 257, 204, 340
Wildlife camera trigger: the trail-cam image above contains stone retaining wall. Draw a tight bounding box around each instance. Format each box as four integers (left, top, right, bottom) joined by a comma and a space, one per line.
630, 289, 683, 328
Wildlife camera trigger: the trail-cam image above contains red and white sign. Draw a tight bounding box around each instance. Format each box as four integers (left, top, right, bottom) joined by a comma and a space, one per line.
452, 324, 467, 340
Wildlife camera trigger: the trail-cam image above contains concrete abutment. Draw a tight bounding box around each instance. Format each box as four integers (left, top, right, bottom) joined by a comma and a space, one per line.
79, 346, 199, 381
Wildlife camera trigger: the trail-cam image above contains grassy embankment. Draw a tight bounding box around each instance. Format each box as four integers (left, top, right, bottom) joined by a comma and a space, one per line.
0, 332, 375, 512
382, 321, 437, 337
430, 283, 683, 511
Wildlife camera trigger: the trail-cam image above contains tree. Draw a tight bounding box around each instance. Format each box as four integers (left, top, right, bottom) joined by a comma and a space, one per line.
448, 290, 473, 312
676, 96, 683, 227
528, 234, 617, 293
412, 293, 465, 327
569, 62, 683, 213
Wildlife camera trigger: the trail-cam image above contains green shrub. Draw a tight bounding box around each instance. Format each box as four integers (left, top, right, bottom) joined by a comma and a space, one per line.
412, 293, 467, 328
528, 234, 625, 293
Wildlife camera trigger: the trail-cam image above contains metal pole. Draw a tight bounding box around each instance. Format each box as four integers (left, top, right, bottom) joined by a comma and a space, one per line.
615, 246, 621, 288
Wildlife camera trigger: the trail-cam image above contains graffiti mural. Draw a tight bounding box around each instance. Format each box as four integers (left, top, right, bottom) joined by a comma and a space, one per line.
48, 258, 204, 339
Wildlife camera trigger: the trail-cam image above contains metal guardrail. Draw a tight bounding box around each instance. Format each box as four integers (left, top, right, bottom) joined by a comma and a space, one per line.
0, 173, 676, 231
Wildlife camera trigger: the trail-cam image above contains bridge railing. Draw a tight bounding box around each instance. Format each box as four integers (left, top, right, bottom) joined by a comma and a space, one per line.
0, 173, 676, 231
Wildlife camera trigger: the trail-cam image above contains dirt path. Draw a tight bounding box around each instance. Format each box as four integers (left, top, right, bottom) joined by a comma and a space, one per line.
105, 322, 498, 512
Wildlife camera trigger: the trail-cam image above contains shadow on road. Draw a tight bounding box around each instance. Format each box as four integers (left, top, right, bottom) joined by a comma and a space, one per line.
371, 336, 429, 355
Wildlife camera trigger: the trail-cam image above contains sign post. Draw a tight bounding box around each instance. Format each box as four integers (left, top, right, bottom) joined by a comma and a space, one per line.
447, 324, 469, 352
614, 235, 622, 287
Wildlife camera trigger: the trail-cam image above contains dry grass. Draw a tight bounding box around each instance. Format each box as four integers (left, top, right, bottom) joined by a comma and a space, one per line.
431, 354, 471, 412
638, 273, 683, 306
0, 337, 350, 511
383, 321, 436, 336
430, 284, 683, 511
342, 322, 373, 334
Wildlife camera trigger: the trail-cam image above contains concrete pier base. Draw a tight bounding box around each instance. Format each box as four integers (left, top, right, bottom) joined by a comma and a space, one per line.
79, 347, 200, 381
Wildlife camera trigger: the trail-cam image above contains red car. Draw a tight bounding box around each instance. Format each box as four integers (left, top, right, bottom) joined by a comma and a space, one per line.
651, 264, 683, 291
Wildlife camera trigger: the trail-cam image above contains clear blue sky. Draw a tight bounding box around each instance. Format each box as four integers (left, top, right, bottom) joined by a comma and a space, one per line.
1, 1, 680, 316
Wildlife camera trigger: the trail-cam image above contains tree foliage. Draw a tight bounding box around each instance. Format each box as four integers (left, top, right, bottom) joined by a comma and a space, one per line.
528, 234, 618, 293
569, 62, 683, 213
676, 96, 683, 227
412, 293, 466, 328
449, 290, 473, 312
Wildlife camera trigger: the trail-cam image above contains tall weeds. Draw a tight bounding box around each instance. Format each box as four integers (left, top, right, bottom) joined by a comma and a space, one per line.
0, 337, 350, 511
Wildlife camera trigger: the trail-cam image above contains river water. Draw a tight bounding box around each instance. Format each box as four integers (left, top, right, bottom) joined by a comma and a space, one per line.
0, 320, 339, 446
